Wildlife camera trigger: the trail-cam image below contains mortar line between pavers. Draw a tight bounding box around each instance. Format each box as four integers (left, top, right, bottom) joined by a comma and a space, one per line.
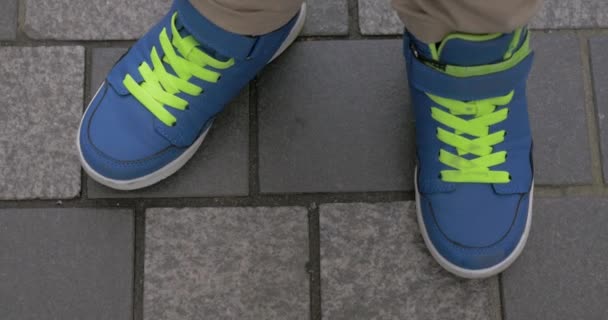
15, 0, 27, 42
132, 203, 146, 320
80, 47, 92, 200
347, 0, 363, 40
136, 191, 415, 207
307, 203, 322, 320
498, 274, 507, 320
0, 191, 410, 208
4, 30, 608, 48
579, 30, 608, 185
576, 31, 605, 186
3, 184, 608, 209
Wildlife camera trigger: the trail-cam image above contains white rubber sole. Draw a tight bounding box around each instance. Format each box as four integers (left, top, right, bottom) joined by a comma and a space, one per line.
414, 168, 533, 279
270, 3, 307, 62
77, 3, 307, 191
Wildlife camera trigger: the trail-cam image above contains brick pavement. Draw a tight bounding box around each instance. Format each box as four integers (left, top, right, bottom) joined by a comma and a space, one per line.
1, 1, 608, 319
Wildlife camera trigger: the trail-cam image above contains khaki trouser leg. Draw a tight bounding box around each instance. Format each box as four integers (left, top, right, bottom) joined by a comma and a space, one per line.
188, 0, 542, 42
391, 0, 543, 43
188, 0, 304, 36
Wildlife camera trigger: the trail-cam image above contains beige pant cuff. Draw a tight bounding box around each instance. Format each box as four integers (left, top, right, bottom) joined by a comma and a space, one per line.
189, 0, 303, 36
394, 0, 543, 43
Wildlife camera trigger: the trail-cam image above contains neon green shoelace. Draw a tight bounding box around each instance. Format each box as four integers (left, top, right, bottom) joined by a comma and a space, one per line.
428, 91, 514, 183
123, 13, 235, 127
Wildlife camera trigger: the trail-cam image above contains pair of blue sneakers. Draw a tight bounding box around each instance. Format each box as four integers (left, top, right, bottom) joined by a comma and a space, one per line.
77, 0, 533, 278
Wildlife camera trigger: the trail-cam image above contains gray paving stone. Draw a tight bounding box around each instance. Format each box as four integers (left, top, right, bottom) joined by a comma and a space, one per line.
86, 48, 249, 198
529, 33, 592, 185
22, 0, 348, 39
531, 0, 608, 29
302, 0, 348, 36
144, 207, 309, 320
0, 46, 83, 199
24, 0, 171, 40
589, 37, 608, 182
320, 202, 501, 320
258, 40, 414, 193
503, 197, 608, 320
0, 208, 134, 320
0, 0, 17, 40
358, 0, 402, 35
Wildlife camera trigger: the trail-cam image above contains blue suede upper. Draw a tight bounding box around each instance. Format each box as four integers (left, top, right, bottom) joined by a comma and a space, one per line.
79, 0, 298, 180
404, 31, 534, 270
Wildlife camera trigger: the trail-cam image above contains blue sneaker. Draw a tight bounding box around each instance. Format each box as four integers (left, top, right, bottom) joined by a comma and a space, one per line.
404, 29, 534, 278
77, 0, 306, 190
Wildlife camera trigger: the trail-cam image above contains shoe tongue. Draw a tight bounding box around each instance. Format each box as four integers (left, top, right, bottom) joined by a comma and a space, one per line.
415, 33, 518, 66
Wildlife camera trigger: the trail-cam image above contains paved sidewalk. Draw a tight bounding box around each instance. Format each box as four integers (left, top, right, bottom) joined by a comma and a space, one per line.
1, 0, 608, 319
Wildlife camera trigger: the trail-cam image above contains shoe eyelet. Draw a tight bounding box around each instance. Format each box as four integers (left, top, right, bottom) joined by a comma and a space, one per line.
171, 122, 177, 127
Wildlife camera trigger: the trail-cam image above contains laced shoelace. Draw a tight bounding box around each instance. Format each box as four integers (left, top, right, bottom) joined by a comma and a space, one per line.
123, 12, 235, 127
428, 91, 514, 183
